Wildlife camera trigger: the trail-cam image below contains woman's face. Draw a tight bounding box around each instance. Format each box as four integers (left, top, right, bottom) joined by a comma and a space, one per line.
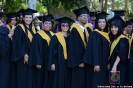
98, 19, 106, 30
23, 15, 32, 25
111, 25, 119, 36
44, 21, 52, 31
61, 23, 69, 32
10, 17, 17, 26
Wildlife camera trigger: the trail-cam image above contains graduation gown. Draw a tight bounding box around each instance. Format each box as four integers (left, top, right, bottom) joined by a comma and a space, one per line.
67, 23, 90, 88
28, 30, 53, 88
0, 26, 11, 88
11, 23, 36, 88
109, 34, 129, 86
83, 29, 110, 88
127, 33, 133, 86
47, 32, 68, 88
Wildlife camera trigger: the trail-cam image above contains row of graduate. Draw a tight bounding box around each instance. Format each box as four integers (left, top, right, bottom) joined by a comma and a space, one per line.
0, 6, 133, 88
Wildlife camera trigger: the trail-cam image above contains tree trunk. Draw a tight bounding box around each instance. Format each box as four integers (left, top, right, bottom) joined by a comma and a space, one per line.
112, 0, 115, 9
125, 0, 128, 20
28, 0, 36, 10
104, 0, 108, 12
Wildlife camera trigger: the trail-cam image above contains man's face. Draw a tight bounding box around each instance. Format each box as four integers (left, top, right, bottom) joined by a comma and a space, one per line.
126, 25, 133, 34
78, 14, 88, 24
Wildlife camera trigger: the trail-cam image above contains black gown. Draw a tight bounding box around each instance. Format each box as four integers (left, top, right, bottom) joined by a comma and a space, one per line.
67, 24, 89, 88
11, 23, 36, 88
47, 33, 69, 88
28, 30, 53, 88
109, 35, 129, 86
0, 26, 11, 88
83, 29, 110, 88
128, 33, 133, 86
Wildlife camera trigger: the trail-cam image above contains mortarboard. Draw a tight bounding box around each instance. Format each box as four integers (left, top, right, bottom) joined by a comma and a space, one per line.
111, 10, 126, 16
108, 16, 126, 28
22, 8, 37, 16
6, 12, 18, 18
55, 16, 74, 24
38, 14, 54, 22
73, 6, 90, 18
96, 12, 109, 19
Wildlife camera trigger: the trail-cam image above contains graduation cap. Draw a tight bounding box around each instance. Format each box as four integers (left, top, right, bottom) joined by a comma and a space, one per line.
90, 12, 97, 17
73, 6, 90, 18
38, 14, 54, 22
55, 16, 74, 24
111, 10, 126, 16
6, 12, 18, 18
126, 19, 133, 26
0, 12, 5, 17
108, 16, 126, 28
17, 9, 24, 16
96, 12, 109, 19
22, 8, 37, 15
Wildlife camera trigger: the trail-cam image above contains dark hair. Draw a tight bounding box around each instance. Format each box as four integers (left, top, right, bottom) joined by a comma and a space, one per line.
54, 23, 70, 34
95, 18, 109, 32
109, 22, 123, 41
6, 17, 18, 24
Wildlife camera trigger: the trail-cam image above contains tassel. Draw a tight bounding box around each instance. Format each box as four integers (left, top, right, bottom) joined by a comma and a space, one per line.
41, 22, 44, 30
88, 16, 92, 23
56, 24, 59, 33
3, 21, 6, 27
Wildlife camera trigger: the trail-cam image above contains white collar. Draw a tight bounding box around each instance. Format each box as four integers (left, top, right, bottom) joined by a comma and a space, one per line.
78, 24, 86, 32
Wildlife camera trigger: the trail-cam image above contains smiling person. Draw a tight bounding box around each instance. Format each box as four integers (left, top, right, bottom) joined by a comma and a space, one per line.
124, 20, 133, 37
28, 14, 54, 88
47, 16, 74, 88
0, 12, 16, 88
67, 6, 90, 88
11, 8, 37, 88
108, 16, 129, 86
83, 12, 110, 88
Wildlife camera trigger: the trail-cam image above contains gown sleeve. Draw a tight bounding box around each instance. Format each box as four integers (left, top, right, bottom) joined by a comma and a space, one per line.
115, 38, 129, 64
47, 36, 57, 71
67, 28, 84, 68
11, 26, 26, 62
0, 27, 10, 58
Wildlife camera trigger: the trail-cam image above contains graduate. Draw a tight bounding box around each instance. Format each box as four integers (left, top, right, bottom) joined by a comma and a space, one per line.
28, 14, 54, 88
83, 12, 110, 88
17, 9, 24, 23
89, 11, 97, 29
32, 17, 40, 32
0, 12, 5, 26
123, 20, 133, 37
127, 19, 133, 86
11, 8, 37, 88
0, 12, 16, 88
47, 16, 74, 88
67, 6, 91, 88
108, 16, 129, 86
111, 10, 126, 21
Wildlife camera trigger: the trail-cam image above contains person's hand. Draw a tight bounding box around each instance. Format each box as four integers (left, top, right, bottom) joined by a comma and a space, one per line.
36, 65, 42, 69
9, 29, 14, 37
94, 65, 100, 72
79, 63, 85, 67
24, 54, 29, 64
51, 64, 55, 71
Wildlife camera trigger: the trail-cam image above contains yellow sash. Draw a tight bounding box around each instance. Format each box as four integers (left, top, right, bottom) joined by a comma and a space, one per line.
128, 33, 133, 58
18, 24, 36, 42
6, 25, 13, 40
94, 29, 110, 42
70, 23, 89, 48
85, 23, 93, 31
55, 32, 67, 59
37, 30, 54, 46
109, 35, 126, 60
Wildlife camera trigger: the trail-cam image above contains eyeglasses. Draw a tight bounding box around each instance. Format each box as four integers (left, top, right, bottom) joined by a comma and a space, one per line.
61, 24, 69, 27
80, 15, 89, 18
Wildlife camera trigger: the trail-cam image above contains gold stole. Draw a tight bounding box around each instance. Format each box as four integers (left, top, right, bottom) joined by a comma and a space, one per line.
6, 25, 13, 40
70, 23, 89, 48
55, 32, 67, 59
37, 30, 54, 46
128, 33, 133, 58
18, 24, 36, 42
85, 23, 93, 31
109, 35, 126, 60
94, 29, 110, 42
